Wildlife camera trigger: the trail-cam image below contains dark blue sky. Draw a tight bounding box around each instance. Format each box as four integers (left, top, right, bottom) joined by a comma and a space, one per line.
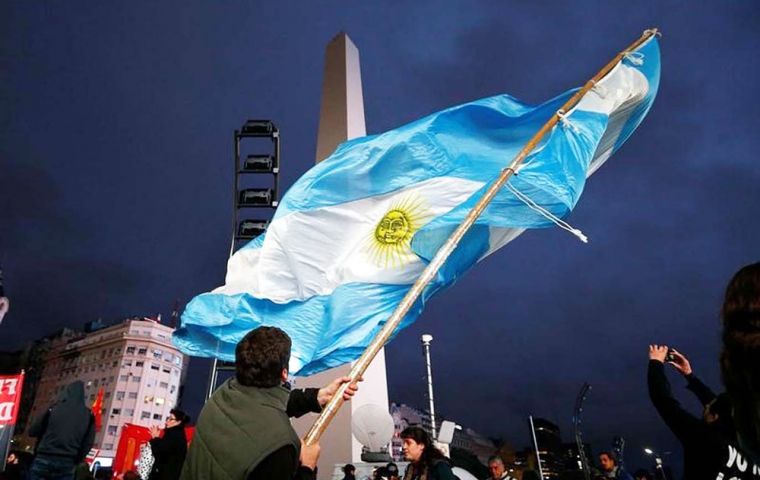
2, 1, 759, 474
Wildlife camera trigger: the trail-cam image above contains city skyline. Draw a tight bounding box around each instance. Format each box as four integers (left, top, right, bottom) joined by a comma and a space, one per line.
2, 2, 759, 477
5, 317, 188, 458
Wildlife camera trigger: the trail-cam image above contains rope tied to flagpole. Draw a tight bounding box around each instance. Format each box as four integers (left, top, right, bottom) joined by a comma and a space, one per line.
622, 51, 645, 65
643, 28, 662, 38
505, 183, 588, 243
590, 79, 608, 99
556, 109, 581, 134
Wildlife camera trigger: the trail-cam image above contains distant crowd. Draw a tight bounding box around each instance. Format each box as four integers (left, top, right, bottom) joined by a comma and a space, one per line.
2, 262, 758, 480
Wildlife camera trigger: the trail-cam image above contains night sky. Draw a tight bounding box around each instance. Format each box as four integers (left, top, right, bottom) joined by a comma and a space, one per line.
2, 1, 759, 475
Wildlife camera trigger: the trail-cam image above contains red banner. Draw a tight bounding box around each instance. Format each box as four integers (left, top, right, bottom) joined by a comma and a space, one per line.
112, 424, 152, 476
0, 373, 24, 426
91, 387, 104, 432
112, 423, 195, 477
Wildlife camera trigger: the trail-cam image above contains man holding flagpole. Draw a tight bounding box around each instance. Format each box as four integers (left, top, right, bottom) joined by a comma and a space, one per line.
180, 327, 360, 480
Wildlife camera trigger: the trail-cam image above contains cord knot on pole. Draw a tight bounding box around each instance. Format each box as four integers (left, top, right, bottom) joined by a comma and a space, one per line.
556, 109, 581, 134
590, 79, 608, 99
643, 28, 662, 38
622, 51, 645, 66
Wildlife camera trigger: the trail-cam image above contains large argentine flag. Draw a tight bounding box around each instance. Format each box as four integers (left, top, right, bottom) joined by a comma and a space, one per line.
174, 37, 660, 375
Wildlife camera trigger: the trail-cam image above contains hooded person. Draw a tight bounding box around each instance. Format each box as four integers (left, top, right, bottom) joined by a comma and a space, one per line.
28, 380, 96, 480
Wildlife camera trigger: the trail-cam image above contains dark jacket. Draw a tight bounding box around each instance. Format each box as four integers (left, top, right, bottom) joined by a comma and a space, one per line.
648, 360, 758, 479
149, 423, 188, 480
403, 458, 458, 480
180, 380, 320, 480
247, 387, 322, 480
28, 381, 95, 463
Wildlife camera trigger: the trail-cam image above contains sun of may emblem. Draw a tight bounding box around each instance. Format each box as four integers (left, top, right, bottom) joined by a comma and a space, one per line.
366, 195, 431, 269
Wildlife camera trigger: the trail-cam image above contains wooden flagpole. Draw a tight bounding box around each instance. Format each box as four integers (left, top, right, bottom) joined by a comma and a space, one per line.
304, 28, 659, 445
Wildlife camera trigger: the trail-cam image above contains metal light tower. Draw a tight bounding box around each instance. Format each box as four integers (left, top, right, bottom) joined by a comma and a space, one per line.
573, 383, 592, 480
529, 415, 545, 480
421, 334, 437, 439
206, 119, 281, 399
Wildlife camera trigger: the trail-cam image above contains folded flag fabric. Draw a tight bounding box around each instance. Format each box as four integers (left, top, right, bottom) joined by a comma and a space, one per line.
174, 37, 660, 375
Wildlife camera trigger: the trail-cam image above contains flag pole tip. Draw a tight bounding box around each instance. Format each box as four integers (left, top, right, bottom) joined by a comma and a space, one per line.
643, 28, 661, 38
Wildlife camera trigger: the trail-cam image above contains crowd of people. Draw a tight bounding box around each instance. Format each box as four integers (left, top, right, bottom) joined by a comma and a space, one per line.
2, 262, 758, 480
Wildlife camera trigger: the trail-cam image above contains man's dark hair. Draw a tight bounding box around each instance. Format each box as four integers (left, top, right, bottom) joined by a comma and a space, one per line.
235, 326, 291, 387
400, 425, 447, 466
170, 408, 190, 426
598, 451, 617, 465
488, 455, 504, 465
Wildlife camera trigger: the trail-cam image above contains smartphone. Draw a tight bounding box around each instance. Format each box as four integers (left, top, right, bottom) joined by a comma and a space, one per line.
665, 348, 676, 362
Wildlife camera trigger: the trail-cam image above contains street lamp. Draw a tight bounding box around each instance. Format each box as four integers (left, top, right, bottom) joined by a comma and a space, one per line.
644, 447, 667, 480
421, 334, 437, 439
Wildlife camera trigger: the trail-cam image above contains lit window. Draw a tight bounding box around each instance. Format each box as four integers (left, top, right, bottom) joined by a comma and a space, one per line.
144, 396, 154, 403
154, 397, 165, 406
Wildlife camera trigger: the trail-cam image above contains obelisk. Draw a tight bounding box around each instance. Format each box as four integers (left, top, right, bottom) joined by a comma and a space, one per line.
290, 32, 391, 479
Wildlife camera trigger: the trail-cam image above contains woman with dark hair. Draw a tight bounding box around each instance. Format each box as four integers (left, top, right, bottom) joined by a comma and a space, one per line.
148, 409, 190, 480
399, 426, 457, 480
720, 261, 760, 461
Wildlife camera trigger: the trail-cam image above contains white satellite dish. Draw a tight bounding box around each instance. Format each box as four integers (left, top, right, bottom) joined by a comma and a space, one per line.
452, 467, 479, 480
351, 403, 394, 451
438, 420, 456, 444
